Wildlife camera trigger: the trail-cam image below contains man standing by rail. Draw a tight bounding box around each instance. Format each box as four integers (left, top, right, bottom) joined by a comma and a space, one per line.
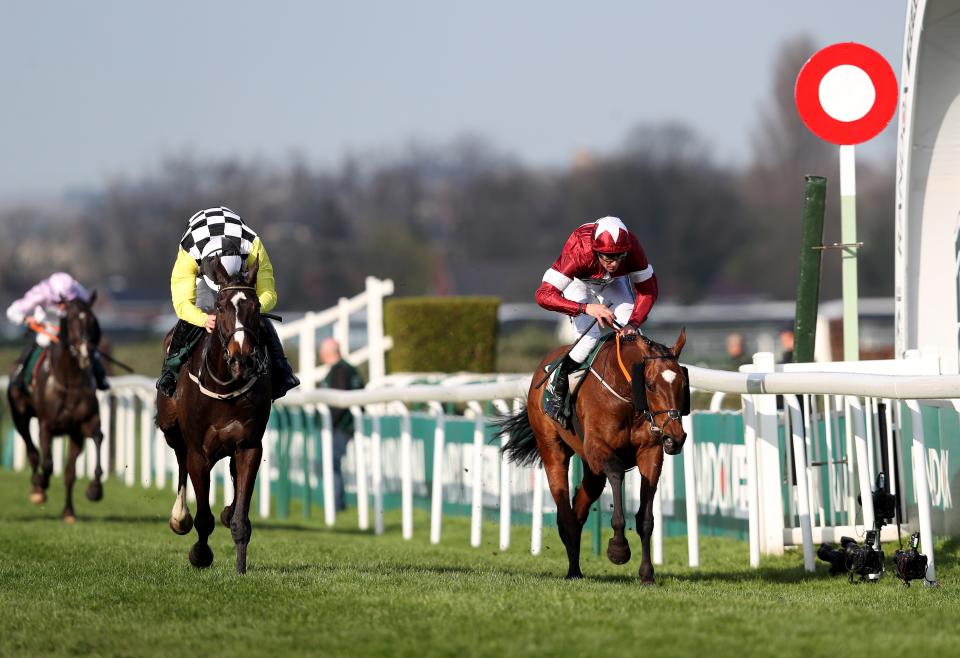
319, 337, 365, 511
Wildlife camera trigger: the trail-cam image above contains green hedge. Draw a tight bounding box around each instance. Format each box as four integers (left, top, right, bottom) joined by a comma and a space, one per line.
385, 297, 500, 373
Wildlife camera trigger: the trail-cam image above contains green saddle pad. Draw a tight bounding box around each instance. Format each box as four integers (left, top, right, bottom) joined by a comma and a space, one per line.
23, 347, 46, 388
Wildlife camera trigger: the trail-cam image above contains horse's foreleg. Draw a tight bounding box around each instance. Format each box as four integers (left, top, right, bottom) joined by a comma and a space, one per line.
35, 423, 54, 500
62, 434, 83, 523
11, 405, 42, 504
230, 446, 262, 575
603, 456, 631, 565
85, 423, 104, 502
220, 455, 238, 528
187, 451, 215, 569
635, 474, 659, 585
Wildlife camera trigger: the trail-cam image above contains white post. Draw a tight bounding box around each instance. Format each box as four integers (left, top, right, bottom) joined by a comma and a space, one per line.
843, 395, 856, 525
298, 312, 316, 391
652, 485, 663, 566
140, 393, 153, 489
317, 403, 336, 527
499, 400, 517, 552
906, 400, 937, 584
398, 403, 413, 540
98, 391, 111, 482
13, 424, 26, 471
742, 395, 761, 568
52, 436, 64, 476
753, 352, 784, 556
366, 277, 390, 384
222, 451, 234, 505
467, 401, 485, 548
154, 426, 167, 490
351, 405, 369, 531
681, 414, 699, 567
259, 426, 273, 518
428, 402, 446, 545
113, 397, 125, 479
848, 396, 875, 533
335, 298, 350, 357
822, 394, 836, 525
531, 465, 544, 556
372, 414, 384, 536
124, 393, 136, 487
787, 395, 815, 572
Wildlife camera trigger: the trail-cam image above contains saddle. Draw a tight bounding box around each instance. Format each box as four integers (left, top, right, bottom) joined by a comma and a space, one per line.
540, 334, 616, 425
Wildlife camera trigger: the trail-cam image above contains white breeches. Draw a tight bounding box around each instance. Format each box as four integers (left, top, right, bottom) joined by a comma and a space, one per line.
564, 276, 636, 363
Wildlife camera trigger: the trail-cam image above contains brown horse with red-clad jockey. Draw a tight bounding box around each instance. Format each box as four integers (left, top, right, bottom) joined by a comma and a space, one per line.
497, 216, 690, 583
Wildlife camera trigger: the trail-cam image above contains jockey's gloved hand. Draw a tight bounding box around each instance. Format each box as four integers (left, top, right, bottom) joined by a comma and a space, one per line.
619, 323, 638, 336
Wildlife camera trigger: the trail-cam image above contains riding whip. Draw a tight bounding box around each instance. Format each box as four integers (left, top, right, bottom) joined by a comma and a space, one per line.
532, 300, 613, 389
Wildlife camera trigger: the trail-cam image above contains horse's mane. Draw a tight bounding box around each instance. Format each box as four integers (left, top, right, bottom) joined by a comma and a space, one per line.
621, 333, 674, 359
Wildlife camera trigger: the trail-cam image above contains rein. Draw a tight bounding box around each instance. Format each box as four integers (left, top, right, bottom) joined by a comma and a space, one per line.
606, 333, 685, 437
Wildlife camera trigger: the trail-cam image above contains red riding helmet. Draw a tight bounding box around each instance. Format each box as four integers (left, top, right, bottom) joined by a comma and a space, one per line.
592, 216, 630, 254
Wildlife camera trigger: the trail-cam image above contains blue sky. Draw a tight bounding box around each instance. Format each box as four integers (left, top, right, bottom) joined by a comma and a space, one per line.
0, 1, 906, 199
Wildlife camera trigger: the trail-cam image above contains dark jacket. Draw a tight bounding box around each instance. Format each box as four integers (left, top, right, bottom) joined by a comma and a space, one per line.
320, 359, 365, 433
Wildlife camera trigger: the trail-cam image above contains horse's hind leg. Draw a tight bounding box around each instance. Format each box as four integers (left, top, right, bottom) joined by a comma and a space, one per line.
62, 433, 83, 523
542, 449, 583, 579
9, 397, 43, 504
602, 456, 631, 565
230, 446, 262, 575
220, 455, 237, 528
187, 451, 215, 569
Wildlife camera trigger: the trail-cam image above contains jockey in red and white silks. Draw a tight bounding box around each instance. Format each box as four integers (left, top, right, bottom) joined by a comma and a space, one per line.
534, 216, 659, 424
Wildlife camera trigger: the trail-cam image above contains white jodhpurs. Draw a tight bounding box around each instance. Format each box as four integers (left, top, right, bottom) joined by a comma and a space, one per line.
564, 275, 636, 363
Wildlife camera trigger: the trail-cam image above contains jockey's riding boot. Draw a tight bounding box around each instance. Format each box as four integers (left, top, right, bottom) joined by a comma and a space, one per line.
92, 353, 110, 390
157, 320, 202, 397
262, 318, 300, 400
11, 343, 36, 392
543, 355, 577, 426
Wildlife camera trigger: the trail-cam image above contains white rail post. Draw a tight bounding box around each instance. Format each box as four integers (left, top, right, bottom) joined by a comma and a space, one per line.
124, 392, 136, 486
531, 465, 544, 556
371, 413, 384, 536
350, 405, 369, 531
139, 392, 154, 489
13, 422, 26, 471
652, 479, 663, 566
848, 396, 876, 533
154, 425, 167, 490
906, 400, 937, 584
498, 399, 517, 552
397, 402, 413, 540
98, 391, 111, 482
298, 312, 316, 391
317, 403, 336, 527
366, 277, 392, 384
259, 424, 273, 519
787, 395, 815, 572
335, 297, 350, 357
742, 395, 761, 568
466, 401, 485, 548
427, 402, 446, 545
52, 435, 63, 476
752, 352, 784, 556
681, 413, 699, 567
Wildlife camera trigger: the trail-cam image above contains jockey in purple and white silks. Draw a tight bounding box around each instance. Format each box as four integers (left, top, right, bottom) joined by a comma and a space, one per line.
5, 272, 109, 390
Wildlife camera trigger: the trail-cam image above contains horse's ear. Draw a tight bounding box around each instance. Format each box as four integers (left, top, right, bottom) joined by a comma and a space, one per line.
245, 255, 259, 287
89, 290, 97, 306
673, 327, 686, 357
212, 257, 231, 285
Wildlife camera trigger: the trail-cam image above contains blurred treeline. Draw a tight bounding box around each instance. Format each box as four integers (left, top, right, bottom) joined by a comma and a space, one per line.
0, 37, 894, 309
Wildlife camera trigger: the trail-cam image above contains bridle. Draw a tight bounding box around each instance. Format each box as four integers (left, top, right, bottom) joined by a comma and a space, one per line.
613, 333, 687, 440
199, 284, 267, 390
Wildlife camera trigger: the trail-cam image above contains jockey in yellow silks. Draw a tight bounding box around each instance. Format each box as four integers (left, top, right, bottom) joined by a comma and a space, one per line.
156, 206, 299, 400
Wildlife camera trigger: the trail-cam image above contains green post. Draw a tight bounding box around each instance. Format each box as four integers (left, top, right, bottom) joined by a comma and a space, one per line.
794, 175, 827, 363
275, 408, 290, 520
292, 408, 310, 520
591, 490, 602, 557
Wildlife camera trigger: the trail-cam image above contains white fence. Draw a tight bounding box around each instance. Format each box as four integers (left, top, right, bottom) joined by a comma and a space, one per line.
275, 276, 394, 388
4, 355, 958, 584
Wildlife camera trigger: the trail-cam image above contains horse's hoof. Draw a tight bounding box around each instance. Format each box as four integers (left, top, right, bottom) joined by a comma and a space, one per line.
564, 571, 584, 580
640, 578, 657, 587
85, 481, 103, 502
189, 543, 214, 569
63, 514, 77, 524
220, 505, 234, 528
30, 491, 46, 505
169, 514, 193, 536
607, 537, 632, 565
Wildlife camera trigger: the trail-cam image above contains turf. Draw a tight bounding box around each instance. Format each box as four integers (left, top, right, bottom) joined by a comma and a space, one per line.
0, 468, 958, 658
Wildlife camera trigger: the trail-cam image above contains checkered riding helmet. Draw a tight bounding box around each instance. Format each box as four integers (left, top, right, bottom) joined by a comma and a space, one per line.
591, 216, 631, 254
180, 207, 258, 291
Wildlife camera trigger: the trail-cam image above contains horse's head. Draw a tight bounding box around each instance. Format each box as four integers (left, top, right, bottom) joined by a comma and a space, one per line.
622, 329, 689, 455
60, 292, 100, 371
209, 256, 262, 380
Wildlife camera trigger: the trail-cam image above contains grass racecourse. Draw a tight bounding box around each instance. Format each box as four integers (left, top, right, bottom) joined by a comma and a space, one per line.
2, 469, 960, 658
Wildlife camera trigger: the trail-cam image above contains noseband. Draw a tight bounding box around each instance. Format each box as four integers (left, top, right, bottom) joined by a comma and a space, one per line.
203, 285, 267, 386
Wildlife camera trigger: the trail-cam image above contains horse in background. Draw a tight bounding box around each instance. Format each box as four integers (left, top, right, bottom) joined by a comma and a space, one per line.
7, 295, 106, 522
497, 330, 689, 584
156, 256, 272, 574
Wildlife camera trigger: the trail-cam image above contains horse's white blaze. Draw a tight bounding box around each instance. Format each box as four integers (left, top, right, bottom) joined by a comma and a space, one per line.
171, 484, 189, 522
661, 370, 678, 384
230, 291, 247, 349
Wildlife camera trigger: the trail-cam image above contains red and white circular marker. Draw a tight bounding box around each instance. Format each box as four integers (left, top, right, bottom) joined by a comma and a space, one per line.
795, 42, 898, 145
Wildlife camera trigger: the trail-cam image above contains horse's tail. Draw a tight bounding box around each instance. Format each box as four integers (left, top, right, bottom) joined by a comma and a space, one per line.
492, 405, 541, 467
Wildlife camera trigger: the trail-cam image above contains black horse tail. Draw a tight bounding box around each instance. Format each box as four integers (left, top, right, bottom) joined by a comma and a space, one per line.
492, 404, 541, 467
